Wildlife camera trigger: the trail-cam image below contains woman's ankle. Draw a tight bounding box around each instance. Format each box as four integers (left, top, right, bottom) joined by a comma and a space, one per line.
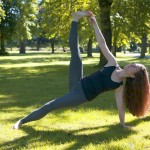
72, 12, 80, 22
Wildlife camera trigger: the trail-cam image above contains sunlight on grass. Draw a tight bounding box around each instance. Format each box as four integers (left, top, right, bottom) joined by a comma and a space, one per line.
0, 52, 100, 68
0, 94, 10, 99
0, 51, 150, 150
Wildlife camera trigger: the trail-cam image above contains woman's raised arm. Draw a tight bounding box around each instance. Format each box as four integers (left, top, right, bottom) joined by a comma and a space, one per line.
89, 16, 117, 66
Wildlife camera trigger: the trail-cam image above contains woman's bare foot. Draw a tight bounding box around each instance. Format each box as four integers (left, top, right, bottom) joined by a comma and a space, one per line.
72, 11, 93, 22
12, 119, 22, 129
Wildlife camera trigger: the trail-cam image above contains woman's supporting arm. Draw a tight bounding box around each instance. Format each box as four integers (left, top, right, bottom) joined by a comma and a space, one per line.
115, 86, 134, 129
115, 85, 126, 127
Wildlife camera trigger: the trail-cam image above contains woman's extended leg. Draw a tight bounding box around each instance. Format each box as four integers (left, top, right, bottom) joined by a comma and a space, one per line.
69, 11, 92, 91
69, 21, 82, 91
13, 82, 87, 129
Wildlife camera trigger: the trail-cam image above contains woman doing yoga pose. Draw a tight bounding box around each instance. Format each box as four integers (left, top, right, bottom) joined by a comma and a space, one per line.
13, 11, 150, 129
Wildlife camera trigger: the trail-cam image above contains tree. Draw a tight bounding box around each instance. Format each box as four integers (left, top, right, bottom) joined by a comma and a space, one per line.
111, 0, 150, 58
97, 0, 113, 67
0, 0, 18, 55
129, 0, 150, 58
0, 1, 6, 54
15, 0, 38, 54
111, 0, 129, 56
40, 0, 71, 53
0, 0, 38, 55
87, 37, 93, 57
40, 0, 99, 54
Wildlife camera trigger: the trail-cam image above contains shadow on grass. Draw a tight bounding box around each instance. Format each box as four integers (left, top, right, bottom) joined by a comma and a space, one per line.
1, 113, 150, 150
1, 123, 137, 150
128, 115, 150, 126
0, 55, 70, 65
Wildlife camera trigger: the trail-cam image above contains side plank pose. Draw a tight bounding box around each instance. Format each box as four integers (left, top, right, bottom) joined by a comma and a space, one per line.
13, 11, 150, 129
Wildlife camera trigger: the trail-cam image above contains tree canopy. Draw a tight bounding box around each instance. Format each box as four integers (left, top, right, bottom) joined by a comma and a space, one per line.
0, 0, 150, 62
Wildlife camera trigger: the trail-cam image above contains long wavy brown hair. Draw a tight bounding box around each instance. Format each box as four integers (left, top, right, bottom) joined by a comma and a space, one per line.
123, 64, 150, 117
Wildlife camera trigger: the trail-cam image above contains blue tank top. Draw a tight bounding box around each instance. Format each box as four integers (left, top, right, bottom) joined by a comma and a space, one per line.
81, 66, 123, 101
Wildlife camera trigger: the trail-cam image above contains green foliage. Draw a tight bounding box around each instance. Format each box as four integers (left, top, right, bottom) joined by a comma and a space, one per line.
0, 0, 18, 39
1, 0, 150, 56
40, 0, 99, 45
111, 0, 150, 47
0, 1, 5, 22
15, 0, 38, 41
0, 0, 38, 54
126, 0, 150, 37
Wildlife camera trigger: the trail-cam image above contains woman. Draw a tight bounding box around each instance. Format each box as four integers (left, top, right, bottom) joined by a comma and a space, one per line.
13, 11, 150, 129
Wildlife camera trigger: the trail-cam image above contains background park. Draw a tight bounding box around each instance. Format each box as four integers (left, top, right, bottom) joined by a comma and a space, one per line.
0, 0, 150, 149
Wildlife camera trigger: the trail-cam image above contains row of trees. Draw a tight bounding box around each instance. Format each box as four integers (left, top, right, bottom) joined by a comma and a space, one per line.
0, 0, 150, 66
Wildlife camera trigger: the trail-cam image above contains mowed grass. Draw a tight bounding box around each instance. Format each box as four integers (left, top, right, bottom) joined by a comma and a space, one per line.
0, 51, 150, 150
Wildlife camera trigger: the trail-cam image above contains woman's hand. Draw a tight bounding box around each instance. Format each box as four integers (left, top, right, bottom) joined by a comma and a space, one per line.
89, 16, 97, 25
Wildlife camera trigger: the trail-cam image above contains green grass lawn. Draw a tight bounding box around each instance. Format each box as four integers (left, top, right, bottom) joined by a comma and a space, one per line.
0, 51, 150, 150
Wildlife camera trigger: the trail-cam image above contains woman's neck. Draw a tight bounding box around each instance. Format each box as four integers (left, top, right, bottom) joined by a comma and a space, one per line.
117, 69, 126, 81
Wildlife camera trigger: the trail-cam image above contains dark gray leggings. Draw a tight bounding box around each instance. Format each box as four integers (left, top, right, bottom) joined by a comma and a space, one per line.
21, 22, 88, 124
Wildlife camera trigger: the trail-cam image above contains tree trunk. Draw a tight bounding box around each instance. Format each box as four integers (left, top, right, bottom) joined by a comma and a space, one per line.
19, 40, 26, 54
148, 40, 150, 54
98, 0, 113, 67
0, 30, 7, 55
51, 42, 55, 53
50, 38, 55, 53
87, 37, 93, 57
63, 45, 66, 52
112, 27, 120, 57
36, 37, 40, 51
140, 34, 147, 58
